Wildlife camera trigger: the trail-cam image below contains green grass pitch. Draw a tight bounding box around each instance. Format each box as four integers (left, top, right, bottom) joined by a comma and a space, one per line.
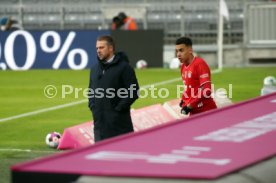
0, 67, 276, 183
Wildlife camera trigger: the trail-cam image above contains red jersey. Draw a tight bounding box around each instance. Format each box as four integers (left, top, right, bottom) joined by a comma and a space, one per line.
180, 57, 217, 115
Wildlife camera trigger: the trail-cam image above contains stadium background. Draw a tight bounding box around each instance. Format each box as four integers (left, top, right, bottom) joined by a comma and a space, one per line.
0, 0, 276, 183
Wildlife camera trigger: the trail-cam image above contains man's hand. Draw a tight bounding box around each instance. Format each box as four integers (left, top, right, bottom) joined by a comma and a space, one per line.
179, 100, 184, 108
181, 105, 192, 115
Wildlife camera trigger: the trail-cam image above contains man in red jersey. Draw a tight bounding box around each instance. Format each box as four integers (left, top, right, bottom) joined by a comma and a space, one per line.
175, 37, 217, 116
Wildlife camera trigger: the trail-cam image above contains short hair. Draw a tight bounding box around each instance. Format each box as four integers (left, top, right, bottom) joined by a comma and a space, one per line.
97, 35, 115, 51
118, 12, 127, 20
175, 37, 193, 47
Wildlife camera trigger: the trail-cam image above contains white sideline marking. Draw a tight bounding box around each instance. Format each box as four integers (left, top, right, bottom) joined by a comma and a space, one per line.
0, 69, 221, 123
0, 100, 86, 123
141, 77, 181, 89
0, 148, 55, 153
211, 69, 222, 74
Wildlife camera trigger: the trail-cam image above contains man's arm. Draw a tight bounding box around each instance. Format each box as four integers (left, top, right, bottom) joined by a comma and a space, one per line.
188, 81, 212, 109
88, 69, 95, 111
115, 64, 139, 112
181, 61, 212, 112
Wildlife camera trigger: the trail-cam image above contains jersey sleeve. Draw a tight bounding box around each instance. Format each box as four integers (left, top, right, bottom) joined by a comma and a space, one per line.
188, 60, 212, 109
198, 60, 211, 86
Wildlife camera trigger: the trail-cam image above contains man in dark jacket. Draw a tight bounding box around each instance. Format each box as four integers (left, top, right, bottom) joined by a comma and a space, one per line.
88, 35, 139, 142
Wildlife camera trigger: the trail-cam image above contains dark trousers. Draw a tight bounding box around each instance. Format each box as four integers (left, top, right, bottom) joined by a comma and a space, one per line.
93, 128, 101, 142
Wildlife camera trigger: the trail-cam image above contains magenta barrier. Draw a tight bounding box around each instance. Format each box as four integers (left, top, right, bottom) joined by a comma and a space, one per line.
131, 104, 176, 131
58, 97, 232, 150
58, 104, 176, 150
12, 93, 276, 182
58, 122, 94, 150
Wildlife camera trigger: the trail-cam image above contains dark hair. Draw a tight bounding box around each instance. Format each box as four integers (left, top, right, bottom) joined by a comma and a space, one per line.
97, 35, 115, 51
112, 16, 124, 29
112, 12, 127, 29
118, 12, 127, 20
175, 37, 192, 47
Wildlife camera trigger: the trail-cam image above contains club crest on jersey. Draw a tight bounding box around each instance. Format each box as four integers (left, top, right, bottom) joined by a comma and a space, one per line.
188, 71, 192, 78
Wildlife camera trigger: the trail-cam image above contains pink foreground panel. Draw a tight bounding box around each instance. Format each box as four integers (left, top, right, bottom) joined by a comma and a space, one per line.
11, 93, 276, 183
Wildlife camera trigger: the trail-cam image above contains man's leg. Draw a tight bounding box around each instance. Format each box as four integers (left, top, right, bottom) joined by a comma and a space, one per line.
93, 126, 101, 142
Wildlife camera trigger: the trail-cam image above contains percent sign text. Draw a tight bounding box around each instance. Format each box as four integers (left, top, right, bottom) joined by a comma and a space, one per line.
0, 30, 88, 70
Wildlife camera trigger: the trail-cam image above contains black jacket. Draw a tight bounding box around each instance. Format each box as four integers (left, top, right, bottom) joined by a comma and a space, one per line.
88, 52, 139, 141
